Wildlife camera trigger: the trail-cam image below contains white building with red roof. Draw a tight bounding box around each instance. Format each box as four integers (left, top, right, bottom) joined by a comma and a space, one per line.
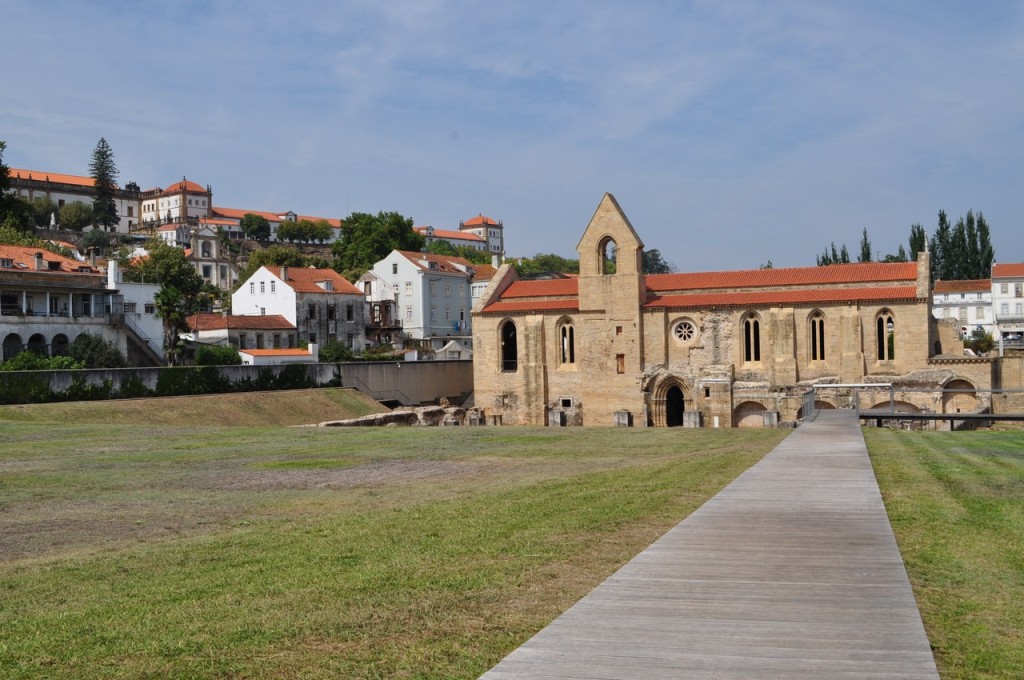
414, 225, 487, 252
7, 167, 142, 233
458, 214, 504, 258
992, 263, 1024, 348
932, 279, 993, 339
360, 250, 476, 355
185, 311, 297, 351
232, 265, 366, 350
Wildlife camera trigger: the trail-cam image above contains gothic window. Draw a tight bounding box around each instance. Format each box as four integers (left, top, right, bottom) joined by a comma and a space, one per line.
809, 312, 825, 361
558, 319, 575, 364
672, 319, 696, 344
500, 320, 518, 372
742, 313, 761, 363
599, 236, 617, 275
876, 310, 895, 361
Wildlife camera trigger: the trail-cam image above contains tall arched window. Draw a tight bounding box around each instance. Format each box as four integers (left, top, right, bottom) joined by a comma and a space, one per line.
809, 312, 825, 361
599, 236, 617, 275
500, 320, 518, 372
742, 313, 761, 363
876, 310, 895, 361
558, 319, 575, 365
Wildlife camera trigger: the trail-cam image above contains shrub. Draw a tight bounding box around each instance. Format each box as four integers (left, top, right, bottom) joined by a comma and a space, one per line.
195, 345, 242, 366
319, 340, 354, 363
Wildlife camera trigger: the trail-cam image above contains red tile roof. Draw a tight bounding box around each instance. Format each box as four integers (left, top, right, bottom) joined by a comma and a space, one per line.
500, 279, 579, 298
471, 264, 497, 282
265, 265, 363, 295
210, 206, 341, 228
933, 279, 991, 293
8, 167, 101, 188
643, 286, 919, 310
416, 226, 485, 242
162, 179, 208, 194
992, 263, 1024, 278
482, 299, 581, 314
0, 244, 100, 275
396, 251, 473, 275
645, 262, 917, 292
461, 214, 499, 227
242, 349, 311, 356
188, 313, 295, 331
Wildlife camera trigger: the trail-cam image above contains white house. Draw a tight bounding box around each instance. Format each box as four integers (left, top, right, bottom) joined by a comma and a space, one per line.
106, 259, 163, 360
232, 265, 366, 350
8, 167, 142, 234
932, 279, 993, 339
185, 312, 296, 350
239, 345, 318, 366
458, 214, 504, 260
414, 226, 487, 252
359, 251, 475, 353
992, 263, 1024, 350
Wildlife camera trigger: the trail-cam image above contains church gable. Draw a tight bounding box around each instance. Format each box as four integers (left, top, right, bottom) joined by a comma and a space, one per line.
576, 193, 645, 278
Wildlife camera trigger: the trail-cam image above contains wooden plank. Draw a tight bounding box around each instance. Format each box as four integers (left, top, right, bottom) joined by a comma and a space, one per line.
481, 410, 939, 679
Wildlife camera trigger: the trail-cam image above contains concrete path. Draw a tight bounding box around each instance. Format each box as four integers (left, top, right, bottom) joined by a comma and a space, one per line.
481, 410, 939, 679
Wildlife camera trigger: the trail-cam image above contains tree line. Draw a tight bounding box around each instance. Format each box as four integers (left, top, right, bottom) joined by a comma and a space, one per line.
816, 210, 994, 280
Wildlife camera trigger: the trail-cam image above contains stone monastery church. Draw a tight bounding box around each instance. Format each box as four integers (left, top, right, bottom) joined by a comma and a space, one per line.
472, 194, 992, 427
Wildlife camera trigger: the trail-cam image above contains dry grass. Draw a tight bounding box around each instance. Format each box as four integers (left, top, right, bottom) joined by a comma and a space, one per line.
0, 395, 787, 678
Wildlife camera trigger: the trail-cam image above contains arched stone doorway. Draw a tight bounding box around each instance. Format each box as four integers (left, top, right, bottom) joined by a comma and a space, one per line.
942, 379, 977, 414
666, 386, 685, 427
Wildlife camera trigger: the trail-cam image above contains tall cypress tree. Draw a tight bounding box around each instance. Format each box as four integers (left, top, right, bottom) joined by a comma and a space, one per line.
964, 211, 980, 279
930, 211, 952, 280
858, 228, 872, 263
89, 138, 119, 232
949, 218, 968, 281
977, 212, 994, 277
909, 223, 927, 261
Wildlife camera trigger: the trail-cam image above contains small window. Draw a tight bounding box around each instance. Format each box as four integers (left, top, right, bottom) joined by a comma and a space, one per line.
672, 319, 696, 344
876, 311, 895, 361
405, 282, 412, 296
273, 334, 281, 349
270, 281, 275, 293
742, 314, 761, 362
309, 304, 317, 319
260, 307, 265, 315
346, 304, 354, 321
406, 306, 412, 320
809, 312, 825, 361
445, 283, 451, 297
560, 398, 572, 409
559, 321, 575, 364
144, 303, 155, 314
392, 263, 398, 275
124, 302, 137, 314
1016, 283, 1023, 298
616, 354, 625, 374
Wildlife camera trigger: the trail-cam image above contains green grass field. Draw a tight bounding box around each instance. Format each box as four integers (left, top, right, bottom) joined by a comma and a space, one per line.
2, 393, 1021, 679
866, 428, 1024, 680
0, 400, 786, 679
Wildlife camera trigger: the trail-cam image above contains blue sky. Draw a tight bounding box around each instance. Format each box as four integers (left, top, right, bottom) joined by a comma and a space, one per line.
4, 1, 1023, 271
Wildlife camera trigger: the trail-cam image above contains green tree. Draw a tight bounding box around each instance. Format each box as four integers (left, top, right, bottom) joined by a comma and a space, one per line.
311, 219, 334, 243
30, 197, 59, 228
195, 345, 242, 366
330, 211, 424, 278
908, 223, 927, 261
515, 253, 580, 278
235, 245, 310, 287
881, 245, 908, 263
69, 333, 127, 368
122, 239, 205, 364
948, 218, 968, 280
816, 242, 850, 266
930, 211, 952, 280
0, 141, 34, 233
976, 212, 994, 277
239, 213, 271, 240
89, 138, 119, 231
319, 339, 355, 362
857, 228, 872, 263
58, 201, 94, 231
425, 240, 491, 265
642, 249, 675, 274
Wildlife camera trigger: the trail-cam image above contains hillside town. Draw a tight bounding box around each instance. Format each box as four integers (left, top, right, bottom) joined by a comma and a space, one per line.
3, 150, 1024, 428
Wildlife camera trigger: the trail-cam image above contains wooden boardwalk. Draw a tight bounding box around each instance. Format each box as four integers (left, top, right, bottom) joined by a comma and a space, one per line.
481, 410, 939, 679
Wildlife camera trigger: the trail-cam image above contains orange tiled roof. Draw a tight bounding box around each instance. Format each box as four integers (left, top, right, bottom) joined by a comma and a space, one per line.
471, 264, 497, 282
160, 179, 208, 194
461, 214, 498, 227
482, 299, 581, 314
0, 244, 99, 275
992, 263, 1024, 278
415, 226, 485, 242
934, 279, 991, 293
645, 262, 917, 293
500, 279, 579, 298
241, 349, 311, 356
396, 251, 473, 275
265, 265, 363, 295
211, 206, 341, 228
643, 286, 919, 310
8, 167, 105, 189
188, 313, 295, 331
